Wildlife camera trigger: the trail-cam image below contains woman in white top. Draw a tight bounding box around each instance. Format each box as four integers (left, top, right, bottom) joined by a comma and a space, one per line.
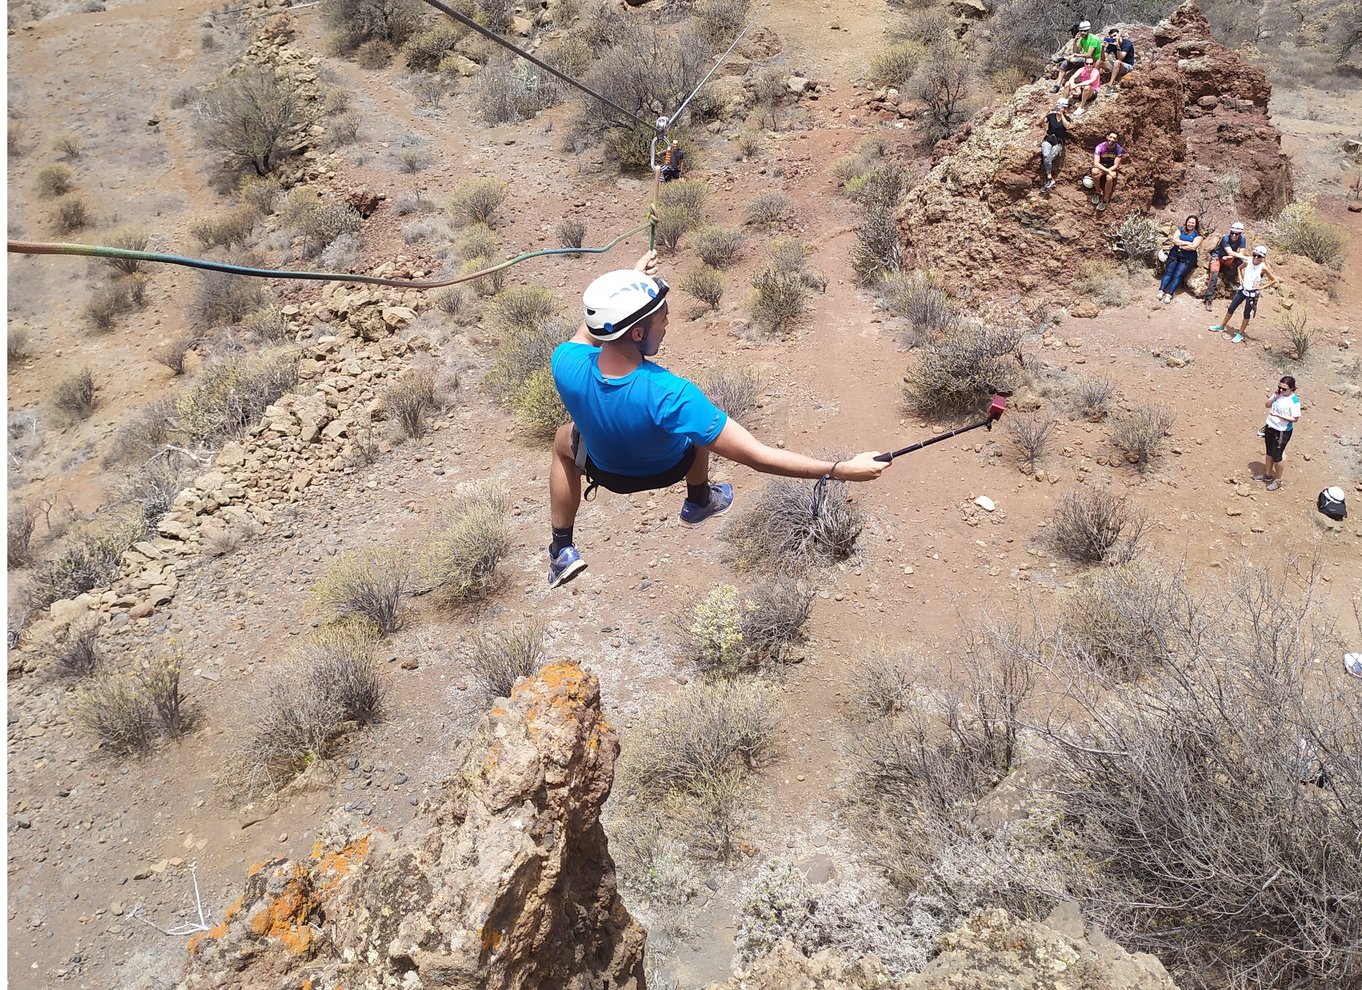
1209, 245, 1278, 343
1255, 375, 1301, 491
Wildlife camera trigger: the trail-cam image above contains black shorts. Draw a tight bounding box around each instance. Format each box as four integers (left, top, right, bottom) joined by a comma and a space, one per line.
571, 427, 695, 495
1265, 426, 1292, 462
1228, 288, 1260, 320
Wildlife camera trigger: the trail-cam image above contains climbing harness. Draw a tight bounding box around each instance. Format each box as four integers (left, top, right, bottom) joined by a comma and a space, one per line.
6, 222, 649, 290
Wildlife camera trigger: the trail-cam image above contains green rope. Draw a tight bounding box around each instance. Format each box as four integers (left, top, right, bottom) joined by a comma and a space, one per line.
7, 221, 650, 290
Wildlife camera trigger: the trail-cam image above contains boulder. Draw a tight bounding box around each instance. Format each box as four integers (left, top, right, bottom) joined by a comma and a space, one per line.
182, 661, 646, 990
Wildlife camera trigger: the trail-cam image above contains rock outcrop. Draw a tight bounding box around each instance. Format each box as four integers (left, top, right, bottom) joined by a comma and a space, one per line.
899, 1, 1292, 300
706, 905, 1179, 990
181, 662, 647, 990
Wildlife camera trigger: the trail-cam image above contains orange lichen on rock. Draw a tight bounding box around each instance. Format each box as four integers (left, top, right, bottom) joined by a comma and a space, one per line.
186, 896, 243, 957
513, 660, 596, 742
314, 834, 371, 891
247, 867, 320, 956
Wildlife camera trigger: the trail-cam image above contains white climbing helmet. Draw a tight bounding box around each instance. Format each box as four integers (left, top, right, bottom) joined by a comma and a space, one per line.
582, 269, 670, 341
1082, 174, 1095, 189
1230, 221, 1245, 232
1057, 98, 1071, 108
1079, 20, 1091, 30
1252, 245, 1269, 257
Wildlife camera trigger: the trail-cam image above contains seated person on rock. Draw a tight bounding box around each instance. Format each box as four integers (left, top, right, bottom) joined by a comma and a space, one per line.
1052, 21, 1102, 88
1157, 214, 1204, 304
545, 250, 888, 588
1103, 28, 1136, 87
1089, 132, 1124, 210
1063, 57, 1102, 114
1039, 98, 1073, 192
1203, 220, 1247, 310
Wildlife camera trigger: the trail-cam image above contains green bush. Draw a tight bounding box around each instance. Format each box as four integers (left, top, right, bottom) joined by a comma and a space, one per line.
680, 578, 814, 677
682, 265, 724, 311
691, 226, 745, 268
514, 368, 570, 441
869, 41, 921, 89
455, 223, 499, 262
1269, 202, 1345, 268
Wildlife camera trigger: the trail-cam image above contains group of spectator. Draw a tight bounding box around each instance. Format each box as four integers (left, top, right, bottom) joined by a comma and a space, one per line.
1051, 21, 1136, 115
1155, 216, 1280, 342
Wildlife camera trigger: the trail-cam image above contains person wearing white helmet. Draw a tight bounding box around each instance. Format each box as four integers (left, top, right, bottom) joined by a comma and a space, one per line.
1209, 244, 1278, 343
544, 250, 888, 588
1203, 220, 1248, 310
1039, 98, 1073, 192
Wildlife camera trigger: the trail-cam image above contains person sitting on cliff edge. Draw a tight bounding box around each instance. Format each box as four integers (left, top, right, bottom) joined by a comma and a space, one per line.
544, 250, 889, 588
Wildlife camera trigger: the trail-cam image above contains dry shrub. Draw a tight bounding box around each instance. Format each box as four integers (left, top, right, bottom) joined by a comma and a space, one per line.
190, 204, 260, 248
653, 205, 700, 253
103, 228, 149, 274
424, 487, 511, 603
455, 223, 498, 262
54, 367, 98, 420
877, 270, 955, 345
103, 400, 177, 466
493, 285, 560, 330
485, 314, 571, 435
681, 265, 724, 311
869, 41, 921, 89
851, 193, 904, 284
392, 189, 436, 216
233, 624, 387, 797
49, 622, 102, 679
1050, 486, 1148, 565
397, 146, 427, 173
557, 217, 586, 250
460, 255, 507, 297
75, 650, 189, 753
513, 367, 570, 440
1069, 374, 1114, 421
691, 225, 745, 268
8, 327, 32, 363
36, 163, 75, 197
434, 287, 467, 317
733, 129, 764, 161
177, 353, 299, 445
1114, 212, 1162, 272
296, 202, 363, 258
238, 175, 283, 214
243, 305, 292, 343
1004, 412, 1054, 471
464, 618, 546, 701
846, 647, 917, 719
624, 679, 782, 795
8, 501, 37, 569
744, 190, 790, 226
902, 318, 1026, 415
448, 177, 508, 228
1072, 258, 1129, 308
832, 135, 889, 189
195, 66, 316, 176
844, 161, 908, 207
327, 111, 361, 147
722, 476, 864, 573
154, 336, 193, 376
28, 523, 138, 609
699, 366, 761, 420
475, 55, 562, 124
659, 179, 708, 216
53, 196, 91, 234
1060, 563, 1175, 679
1277, 307, 1312, 360
1269, 202, 1345, 268
310, 546, 412, 635
747, 243, 812, 337
403, 23, 463, 70
191, 269, 265, 327
113, 457, 192, 531
1111, 402, 1174, 469
695, 0, 749, 46
325, 0, 424, 52
85, 277, 148, 331
385, 368, 440, 440
679, 578, 813, 678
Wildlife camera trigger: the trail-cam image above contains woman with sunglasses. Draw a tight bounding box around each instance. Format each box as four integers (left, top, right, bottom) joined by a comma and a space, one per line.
1255, 376, 1301, 492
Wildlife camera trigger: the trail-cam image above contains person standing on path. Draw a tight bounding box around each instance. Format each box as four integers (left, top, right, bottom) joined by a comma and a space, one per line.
1209, 244, 1278, 343
1039, 98, 1073, 192
1254, 376, 1301, 492
545, 250, 888, 588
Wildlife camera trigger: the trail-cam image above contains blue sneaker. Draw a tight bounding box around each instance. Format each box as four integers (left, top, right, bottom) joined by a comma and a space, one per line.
547, 545, 586, 589
679, 483, 734, 528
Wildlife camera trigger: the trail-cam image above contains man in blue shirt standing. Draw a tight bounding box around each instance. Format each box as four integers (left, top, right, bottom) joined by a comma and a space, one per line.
545, 250, 888, 588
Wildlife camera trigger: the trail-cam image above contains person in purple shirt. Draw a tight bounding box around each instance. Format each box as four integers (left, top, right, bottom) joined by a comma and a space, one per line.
1090, 132, 1124, 211
545, 251, 888, 588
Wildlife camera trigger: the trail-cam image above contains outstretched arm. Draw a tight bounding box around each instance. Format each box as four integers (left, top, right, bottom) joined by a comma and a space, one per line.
705, 420, 886, 481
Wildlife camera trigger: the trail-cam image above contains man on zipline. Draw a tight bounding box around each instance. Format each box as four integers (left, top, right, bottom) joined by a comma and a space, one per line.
546, 250, 888, 588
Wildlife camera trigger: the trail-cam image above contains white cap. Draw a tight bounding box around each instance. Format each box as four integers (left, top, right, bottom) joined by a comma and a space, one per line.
1230, 221, 1245, 232
1057, 98, 1070, 107
1252, 245, 1268, 257
1079, 20, 1091, 30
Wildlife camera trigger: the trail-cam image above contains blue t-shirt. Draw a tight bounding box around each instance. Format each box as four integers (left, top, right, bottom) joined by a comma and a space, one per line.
551, 342, 728, 476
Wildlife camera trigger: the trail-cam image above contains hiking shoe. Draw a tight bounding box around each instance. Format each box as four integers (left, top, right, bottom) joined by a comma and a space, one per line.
1252, 472, 1271, 482
1207, 324, 1224, 332
679, 483, 734, 528
547, 545, 587, 589
1266, 479, 1282, 492
1041, 178, 1056, 192
1203, 298, 1213, 311
1096, 201, 1107, 212
1257, 429, 1266, 439
1231, 333, 1245, 343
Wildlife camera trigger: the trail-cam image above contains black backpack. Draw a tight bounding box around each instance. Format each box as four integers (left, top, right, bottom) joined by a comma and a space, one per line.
1317, 487, 1347, 521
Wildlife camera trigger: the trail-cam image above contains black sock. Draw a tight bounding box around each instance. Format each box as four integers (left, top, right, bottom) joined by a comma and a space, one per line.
550, 526, 574, 556
686, 483, 711, 507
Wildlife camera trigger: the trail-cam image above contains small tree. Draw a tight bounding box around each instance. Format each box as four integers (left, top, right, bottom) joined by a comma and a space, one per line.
195, 66, 317, 176
912, 48, 971, 140
326, 0, 426, 52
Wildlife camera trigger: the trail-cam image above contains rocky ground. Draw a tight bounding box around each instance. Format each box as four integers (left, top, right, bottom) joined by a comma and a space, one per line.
6, 0, 1362, 988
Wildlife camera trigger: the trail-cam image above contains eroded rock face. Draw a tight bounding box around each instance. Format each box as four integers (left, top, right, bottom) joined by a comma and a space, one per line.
899, 1, 1292, 301
706, 906, 1179, 990
181, 661, 646, 990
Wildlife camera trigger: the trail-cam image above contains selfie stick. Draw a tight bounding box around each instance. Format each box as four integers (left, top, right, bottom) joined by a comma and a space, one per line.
874, 395, 1008, 463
